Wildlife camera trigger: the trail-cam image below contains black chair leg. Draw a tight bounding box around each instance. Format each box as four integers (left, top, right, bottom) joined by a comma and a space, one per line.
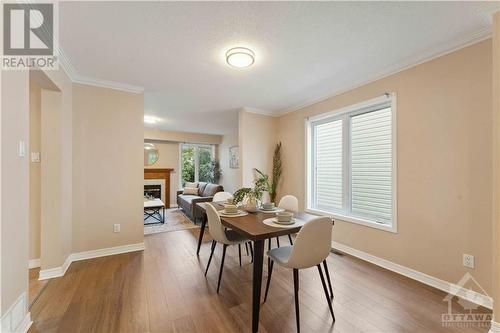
276, 237, 280, 247
217, 244, 228, 293
238, 244, 242, 266
293, 269, 300, 333
264, 260, 274, 302
267, 239, 272, 269
323, 260, 334, 299
245, 242, 249, 256
205, 240, 216, 276
288, 234, 294, 245
317, 264, 335, 321
249, 242, 253, 262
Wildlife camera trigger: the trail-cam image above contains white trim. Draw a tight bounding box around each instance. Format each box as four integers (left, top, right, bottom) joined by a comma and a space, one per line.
72, 75, 144, 94
308, 208, 397, 233
306, 94, 397, 233
243, 107, 279, 117
331, 241, 493, 310
28, 258, 41, 269
489, 321, 500, 333
38, 242, 145, 280
279, 29, 491, 116
70, 242, 145, 263
170, 203, 178, 208
38, 255, 71, 280
1, 292, 32, 333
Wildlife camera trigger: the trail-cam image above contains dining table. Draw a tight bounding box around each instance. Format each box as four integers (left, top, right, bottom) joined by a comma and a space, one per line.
195, 201, 328, 333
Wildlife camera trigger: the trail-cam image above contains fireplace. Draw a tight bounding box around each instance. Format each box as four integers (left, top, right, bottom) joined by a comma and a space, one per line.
144, 184, 161, 200
144, 168, 173, 208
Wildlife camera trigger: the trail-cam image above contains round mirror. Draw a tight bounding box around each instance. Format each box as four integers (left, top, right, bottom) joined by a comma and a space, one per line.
144, 143, 159, 166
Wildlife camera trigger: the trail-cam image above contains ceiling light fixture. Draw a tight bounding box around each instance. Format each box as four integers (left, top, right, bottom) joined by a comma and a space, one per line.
144, 116, 159, 124
226, 47, 255, 68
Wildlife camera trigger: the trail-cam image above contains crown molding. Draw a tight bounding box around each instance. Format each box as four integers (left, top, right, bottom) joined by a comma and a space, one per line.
243, 107, 279, 117
55, 45, 144, 94
72, 75, 145, 94
278, 28, 492, 116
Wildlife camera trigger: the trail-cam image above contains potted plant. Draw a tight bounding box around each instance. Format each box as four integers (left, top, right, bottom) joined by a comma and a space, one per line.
252, 142, 282, 203
233, 173, 268, 212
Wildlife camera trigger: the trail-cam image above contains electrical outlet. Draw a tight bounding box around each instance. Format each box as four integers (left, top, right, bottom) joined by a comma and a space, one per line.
113, 224, 121, 233
463, 254, 475, 269
31, 152, 40, 163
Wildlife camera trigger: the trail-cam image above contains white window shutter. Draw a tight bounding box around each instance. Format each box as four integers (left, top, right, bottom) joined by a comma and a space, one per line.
314, 119, 343, 211
350, 107, 392, 223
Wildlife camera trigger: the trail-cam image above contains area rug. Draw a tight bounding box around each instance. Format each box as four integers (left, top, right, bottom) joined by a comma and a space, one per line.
144, 208, 199, 235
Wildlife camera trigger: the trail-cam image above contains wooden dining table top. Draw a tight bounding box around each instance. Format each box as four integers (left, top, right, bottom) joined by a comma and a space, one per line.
196, 202, 332, 241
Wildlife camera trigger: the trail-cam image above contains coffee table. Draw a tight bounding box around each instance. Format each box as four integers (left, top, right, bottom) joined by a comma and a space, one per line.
144, 199, 165, 224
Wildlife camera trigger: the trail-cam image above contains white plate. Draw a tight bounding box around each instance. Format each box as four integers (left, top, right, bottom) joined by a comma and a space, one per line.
263, 217, 307, 229
258, 207, 285, 213
218, 210, 249, 217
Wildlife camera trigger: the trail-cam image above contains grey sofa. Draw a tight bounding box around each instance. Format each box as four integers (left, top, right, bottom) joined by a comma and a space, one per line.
177, 182, 223, 222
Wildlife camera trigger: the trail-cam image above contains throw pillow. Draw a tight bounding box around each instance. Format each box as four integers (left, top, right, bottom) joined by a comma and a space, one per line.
183, 187, 199, 195
185, 181, 198, 188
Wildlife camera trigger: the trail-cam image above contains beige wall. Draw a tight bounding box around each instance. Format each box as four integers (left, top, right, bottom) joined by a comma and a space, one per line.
277, 40, 493, 293
1, 71, 30, 319
144, 128, 222, 145
219, 130, 241, 193
239, 109, 278, 188
72, 84, 144, 253
145, 140, 180, 205
38, 68, 73, 271
29, 80, 41, 261
492, 11, 500, 319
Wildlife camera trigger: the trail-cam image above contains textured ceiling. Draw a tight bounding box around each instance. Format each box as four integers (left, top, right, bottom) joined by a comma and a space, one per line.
59, 1, 496, 134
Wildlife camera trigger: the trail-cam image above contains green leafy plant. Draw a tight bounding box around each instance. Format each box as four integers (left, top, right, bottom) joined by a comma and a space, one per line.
270, 142, 282, 203
252, 142, 282, 203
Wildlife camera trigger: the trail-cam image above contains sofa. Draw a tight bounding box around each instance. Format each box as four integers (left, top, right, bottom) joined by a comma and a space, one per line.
177, 182, 223, 222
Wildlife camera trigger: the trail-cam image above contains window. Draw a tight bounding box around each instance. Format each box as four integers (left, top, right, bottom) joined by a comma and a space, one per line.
306, 94, 397, 232
180, 143, 215, 186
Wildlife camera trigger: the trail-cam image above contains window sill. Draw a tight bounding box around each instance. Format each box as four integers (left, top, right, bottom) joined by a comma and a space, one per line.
305, 208, 397, 233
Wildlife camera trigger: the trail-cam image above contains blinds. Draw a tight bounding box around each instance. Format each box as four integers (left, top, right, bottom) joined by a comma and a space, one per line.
309, 102, 394, 226
314, 119, 343, 211
350, 107, 392, 223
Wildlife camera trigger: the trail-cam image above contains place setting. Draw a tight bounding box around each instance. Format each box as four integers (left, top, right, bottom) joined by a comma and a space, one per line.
257, 202, 285, 213
218, 204, 249, 217
263, 211, 306, 228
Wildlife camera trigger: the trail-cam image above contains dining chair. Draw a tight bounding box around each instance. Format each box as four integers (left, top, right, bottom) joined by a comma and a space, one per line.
213, 191, 233, 202
211, 191, 252, 262
263, 217, 335, 332
277, 195, 299, 245
204, 203, 251, 293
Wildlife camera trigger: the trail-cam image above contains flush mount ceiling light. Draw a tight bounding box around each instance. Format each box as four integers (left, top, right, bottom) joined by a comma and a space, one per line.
144, 116, 159, 124
226, 47, 255, 68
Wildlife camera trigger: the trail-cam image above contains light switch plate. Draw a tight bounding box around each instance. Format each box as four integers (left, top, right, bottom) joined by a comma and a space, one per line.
31, 152, 40, 163
113, 224, 121, 233
18, 140, 26, 157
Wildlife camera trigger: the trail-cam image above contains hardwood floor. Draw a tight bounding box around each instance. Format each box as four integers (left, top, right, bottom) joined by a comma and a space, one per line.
29, 229, 491, 332
29, 268, 49, 308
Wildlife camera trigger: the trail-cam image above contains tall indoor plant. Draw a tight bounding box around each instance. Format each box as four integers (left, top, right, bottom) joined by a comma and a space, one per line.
252, 142, 282, 203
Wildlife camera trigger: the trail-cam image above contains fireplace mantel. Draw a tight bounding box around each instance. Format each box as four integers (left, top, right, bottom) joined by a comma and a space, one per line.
144, 168, 173, 208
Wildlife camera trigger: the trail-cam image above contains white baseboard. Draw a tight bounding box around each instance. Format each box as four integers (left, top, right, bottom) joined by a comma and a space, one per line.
1, 292, 32, 333
39, 242, 145, 281
331, 241, 493, 310
70, 242, 146, 263
169, 203, 178, 208
490, 321, 500, 333
28, 258, 40, 269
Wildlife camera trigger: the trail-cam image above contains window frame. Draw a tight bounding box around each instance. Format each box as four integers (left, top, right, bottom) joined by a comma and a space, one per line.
179, 143, 216, 187
305, 94, 397, 233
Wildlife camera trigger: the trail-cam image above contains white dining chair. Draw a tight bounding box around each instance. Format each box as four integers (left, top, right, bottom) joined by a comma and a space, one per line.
277, 195, 299, 246
263, 217, 335, 332
213, 191, 233, 202
204, 203, 251, 293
